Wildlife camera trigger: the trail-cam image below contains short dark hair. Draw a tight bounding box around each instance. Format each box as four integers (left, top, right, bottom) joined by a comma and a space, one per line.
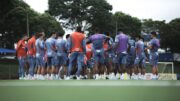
21, 34, 28, 38
136, 35, 142, 40
66, 34, 70, 39
76, 26, 82, 32
36, 32, 44, 38
57, 32, 64, 37
151, 31, 157, 36
118, 28, 123, 32
35, 32, 42, 38
51, 32, 57, 36
94, 28, 100, 33
105, 32, 110, 36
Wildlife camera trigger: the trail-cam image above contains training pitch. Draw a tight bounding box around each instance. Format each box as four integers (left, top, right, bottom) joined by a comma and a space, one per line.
0, 80, 180, 101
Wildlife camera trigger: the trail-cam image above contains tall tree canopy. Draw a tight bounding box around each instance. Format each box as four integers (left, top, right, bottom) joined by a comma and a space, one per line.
112, 12, 141, 36
160, 18, 180, 53
48, 0, 113, 32
142, 19, 166, 33
0, 0, 64, 48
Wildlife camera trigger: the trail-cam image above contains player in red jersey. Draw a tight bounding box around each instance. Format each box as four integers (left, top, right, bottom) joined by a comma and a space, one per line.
16, 34, 28, 80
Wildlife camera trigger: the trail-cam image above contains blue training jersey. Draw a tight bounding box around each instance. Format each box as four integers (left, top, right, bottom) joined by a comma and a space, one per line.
128, 39, 136, 57
35, 38, 45, 57
55, 38, 67, 55
135, 40, 145, 57
89, 34, 107, 50
45, 37, 56, 57
149, 38, 160, 53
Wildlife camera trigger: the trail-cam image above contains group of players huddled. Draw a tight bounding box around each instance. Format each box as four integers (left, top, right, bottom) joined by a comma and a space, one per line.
16, 27, 160, 80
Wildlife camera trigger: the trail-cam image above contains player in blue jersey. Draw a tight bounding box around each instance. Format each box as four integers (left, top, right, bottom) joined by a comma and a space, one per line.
45, 32, 57, 80
55, 32, 68, 80
126, 36, 136, 77
35, 32, 46, 80
134, 35, 146, 80
147, 32, 160, 80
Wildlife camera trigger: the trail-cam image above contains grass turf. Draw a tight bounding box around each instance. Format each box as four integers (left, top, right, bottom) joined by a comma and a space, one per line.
0, 80, 180, 101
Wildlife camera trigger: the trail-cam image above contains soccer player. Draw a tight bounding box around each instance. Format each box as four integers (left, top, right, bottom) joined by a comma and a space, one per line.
27, 33, 37, 79
35, 32, 46, 80
134, 35, 146, 80
45, 32, 57, 80
85, 40, 93, 79
88, 29, 109, 80
16, 34, 28, 80
55, 32, 68, 80
114, 29, 129, 80
126, 36, 136, 77
66, 27, 86, 80
104, 32, 115, 80
147, 32, 160, 80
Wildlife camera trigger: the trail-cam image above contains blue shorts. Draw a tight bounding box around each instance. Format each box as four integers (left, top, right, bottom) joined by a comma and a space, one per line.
86, 60, 94, 69
56, 53, 68, 66
134, 55, 146, 68
149, 52, 159, 66
36, 56, 45, 67
126, 55, 135, 67
47, 56, 56, 67
104, 52, 114, 63
93, 48, 104, 64
28, 56, 35, 67
117, 53, 127, 65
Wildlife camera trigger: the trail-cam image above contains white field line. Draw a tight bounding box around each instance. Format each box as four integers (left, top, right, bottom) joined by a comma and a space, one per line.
0, 80, 180, 87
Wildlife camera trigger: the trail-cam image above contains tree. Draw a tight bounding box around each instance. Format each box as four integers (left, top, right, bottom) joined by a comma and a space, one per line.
0, 0, 30, 48
30, 13, 65, 37
160, 18, 180, 53
142, 19, 166, 34
48, 0, 113, 32
0, 0, 64, 49
113, 12, 141, 36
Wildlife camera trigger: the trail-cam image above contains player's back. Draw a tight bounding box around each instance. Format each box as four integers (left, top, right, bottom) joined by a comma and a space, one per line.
115, 33, 129, 53
35, 38, 44, 57
45, 37, 56, 57
135, 40, 145, 56
70, 32, 85, 52
90, 34, 106, 49
56, 38, 67, 54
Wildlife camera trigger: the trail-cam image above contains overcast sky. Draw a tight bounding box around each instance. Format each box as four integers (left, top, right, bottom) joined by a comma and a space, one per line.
24, 0, 180, 22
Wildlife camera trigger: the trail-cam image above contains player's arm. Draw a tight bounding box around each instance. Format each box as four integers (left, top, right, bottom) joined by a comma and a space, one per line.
68, 36, 72, 53
146, 40, 153, 50
135, 42, 138, 56
16, 40, 23, 51
127, 39, 131, 53
32, 41, 36, 53
82, 38, 86, 55
68, 36, 73, 57
114, 35, 119, 53
40, 41, 44, 49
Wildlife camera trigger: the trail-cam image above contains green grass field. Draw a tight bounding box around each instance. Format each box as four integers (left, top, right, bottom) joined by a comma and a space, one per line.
0, 80, 180, 101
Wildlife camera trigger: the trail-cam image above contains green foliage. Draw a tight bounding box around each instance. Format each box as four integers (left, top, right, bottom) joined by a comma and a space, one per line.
160, 18, 180, 52
113, 12, 141, 36
48, 0, 113, 33
30, 13, 64, 36
142, 19, 166, 33
0, 0, 64, 49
